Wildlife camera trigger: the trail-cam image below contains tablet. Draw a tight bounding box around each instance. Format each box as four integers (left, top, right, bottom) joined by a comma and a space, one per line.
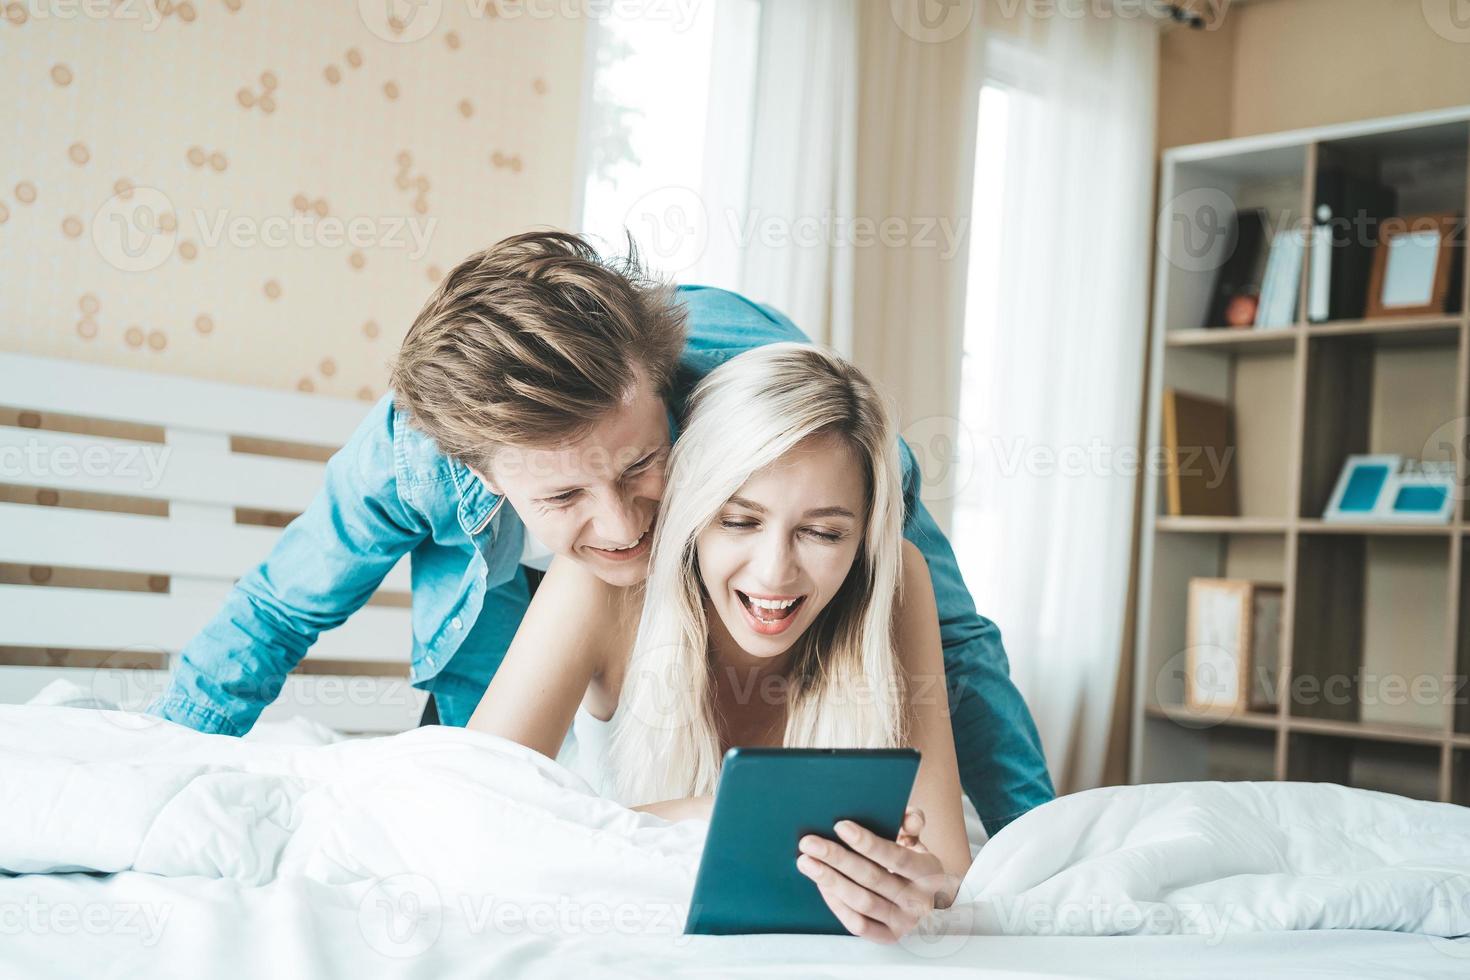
684, 746, 921, 936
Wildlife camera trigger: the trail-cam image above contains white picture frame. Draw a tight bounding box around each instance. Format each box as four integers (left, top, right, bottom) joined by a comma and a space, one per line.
1322, 454, 1455, 524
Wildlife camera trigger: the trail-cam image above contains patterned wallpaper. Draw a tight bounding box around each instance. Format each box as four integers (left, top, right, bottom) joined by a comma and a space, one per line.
0, 0, 587, 400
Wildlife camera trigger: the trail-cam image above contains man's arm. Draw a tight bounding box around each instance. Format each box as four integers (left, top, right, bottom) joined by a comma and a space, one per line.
147, 398, 428, 736
897, 444, 1056, 836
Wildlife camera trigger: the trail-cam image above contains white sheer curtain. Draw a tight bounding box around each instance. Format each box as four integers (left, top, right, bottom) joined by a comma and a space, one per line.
952, 11, 1158, 793
737, 0, 858, 353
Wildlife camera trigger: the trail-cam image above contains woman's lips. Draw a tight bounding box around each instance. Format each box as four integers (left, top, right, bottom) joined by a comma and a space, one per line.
735, 590, 807, 636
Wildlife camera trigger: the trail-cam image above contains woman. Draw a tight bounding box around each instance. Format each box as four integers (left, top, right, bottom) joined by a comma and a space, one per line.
468, 342, 970, 943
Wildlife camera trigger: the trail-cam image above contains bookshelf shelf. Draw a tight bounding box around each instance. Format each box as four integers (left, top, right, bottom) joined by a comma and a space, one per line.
1165, 327, 1299, 353
1132, 106, 1470, 802
1145, 703, 1280, 731
1284, 715, 1446, 747
1296, 519, 1456, 537
1307, 313, 1463, 339
1155, 516, 1291, 534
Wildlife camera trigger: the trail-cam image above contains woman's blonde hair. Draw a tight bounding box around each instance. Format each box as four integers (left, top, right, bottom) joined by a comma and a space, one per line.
609, 342, 907, 805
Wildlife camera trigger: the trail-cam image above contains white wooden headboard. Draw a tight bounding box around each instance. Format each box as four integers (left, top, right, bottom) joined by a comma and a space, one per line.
0, 352, 426, 734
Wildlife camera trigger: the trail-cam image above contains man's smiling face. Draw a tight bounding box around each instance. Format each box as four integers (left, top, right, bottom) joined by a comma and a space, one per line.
480, 374, 670, 587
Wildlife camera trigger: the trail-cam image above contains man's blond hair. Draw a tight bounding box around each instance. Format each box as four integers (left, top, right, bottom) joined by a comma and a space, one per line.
390, 231, 687, 470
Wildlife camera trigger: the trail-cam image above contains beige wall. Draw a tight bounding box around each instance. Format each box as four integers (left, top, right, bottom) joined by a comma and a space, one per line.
0, 2, 587, 399
1160, 0, 1470, 149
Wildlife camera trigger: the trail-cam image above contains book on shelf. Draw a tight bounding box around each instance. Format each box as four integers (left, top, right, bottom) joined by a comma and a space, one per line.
1204, 208, 1270, 328
1308, 167, 1398, 323
1161, 388, 1239, 517
1254, 229, 1304, 329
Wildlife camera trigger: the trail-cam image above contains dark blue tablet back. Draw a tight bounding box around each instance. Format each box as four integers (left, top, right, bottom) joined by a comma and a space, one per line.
684, 747, 921, 936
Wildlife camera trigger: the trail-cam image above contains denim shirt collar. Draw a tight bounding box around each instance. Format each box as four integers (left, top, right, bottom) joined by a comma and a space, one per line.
449, 457, 504, 538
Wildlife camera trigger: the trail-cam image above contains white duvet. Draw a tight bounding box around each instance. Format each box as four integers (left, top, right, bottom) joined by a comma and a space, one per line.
2, 704, 1468, 950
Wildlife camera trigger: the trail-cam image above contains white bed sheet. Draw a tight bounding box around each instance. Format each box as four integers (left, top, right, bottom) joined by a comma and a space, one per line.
2, 871, 1467, 980
3, 702, 1469, 979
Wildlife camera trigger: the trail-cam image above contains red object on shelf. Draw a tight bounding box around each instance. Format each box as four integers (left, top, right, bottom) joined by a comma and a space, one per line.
1225, 293, 1259, 328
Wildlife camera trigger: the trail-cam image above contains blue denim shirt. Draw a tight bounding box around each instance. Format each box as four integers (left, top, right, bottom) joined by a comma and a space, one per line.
148, 285, 1054, 833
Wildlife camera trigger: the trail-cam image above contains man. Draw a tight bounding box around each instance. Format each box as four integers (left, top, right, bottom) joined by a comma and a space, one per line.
147, 231, 1054, 834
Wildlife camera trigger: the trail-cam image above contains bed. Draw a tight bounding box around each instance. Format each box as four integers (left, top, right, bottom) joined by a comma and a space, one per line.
2, 354, 1468, 978
2, 700, 1468, 979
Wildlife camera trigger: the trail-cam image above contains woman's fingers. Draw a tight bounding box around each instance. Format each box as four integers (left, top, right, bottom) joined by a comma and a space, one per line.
898, 807, 926, 848
796, 855, 902, 943
832, 820, 931, 881
797, 834, 937, 928
800, 832, 908, 905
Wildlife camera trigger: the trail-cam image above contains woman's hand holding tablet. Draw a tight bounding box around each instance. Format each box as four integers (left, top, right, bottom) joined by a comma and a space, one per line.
683, 747, 937, 940
796, 805, 959, 943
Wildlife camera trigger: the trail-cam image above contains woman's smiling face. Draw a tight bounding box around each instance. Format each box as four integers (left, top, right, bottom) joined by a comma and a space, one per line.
696, 431, 868, 660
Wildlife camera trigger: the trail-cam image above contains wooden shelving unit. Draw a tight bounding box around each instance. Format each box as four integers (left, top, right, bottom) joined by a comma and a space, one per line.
1131, 107, 1470, 807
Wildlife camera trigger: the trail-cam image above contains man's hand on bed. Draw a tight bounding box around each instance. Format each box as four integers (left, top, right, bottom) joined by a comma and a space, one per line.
796, 807, 958, 944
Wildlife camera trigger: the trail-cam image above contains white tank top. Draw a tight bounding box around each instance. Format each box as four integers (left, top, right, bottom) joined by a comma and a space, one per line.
555, 705, 616, 799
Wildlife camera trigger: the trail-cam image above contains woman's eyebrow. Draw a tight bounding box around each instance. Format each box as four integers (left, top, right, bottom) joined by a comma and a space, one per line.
727, 496, 855, 520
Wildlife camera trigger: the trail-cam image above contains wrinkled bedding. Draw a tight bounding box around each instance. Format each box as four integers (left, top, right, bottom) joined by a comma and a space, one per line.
2, 704, 1468, 978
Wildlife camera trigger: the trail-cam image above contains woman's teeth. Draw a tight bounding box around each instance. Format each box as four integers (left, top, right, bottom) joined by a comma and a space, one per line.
738, 591, 803, 622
